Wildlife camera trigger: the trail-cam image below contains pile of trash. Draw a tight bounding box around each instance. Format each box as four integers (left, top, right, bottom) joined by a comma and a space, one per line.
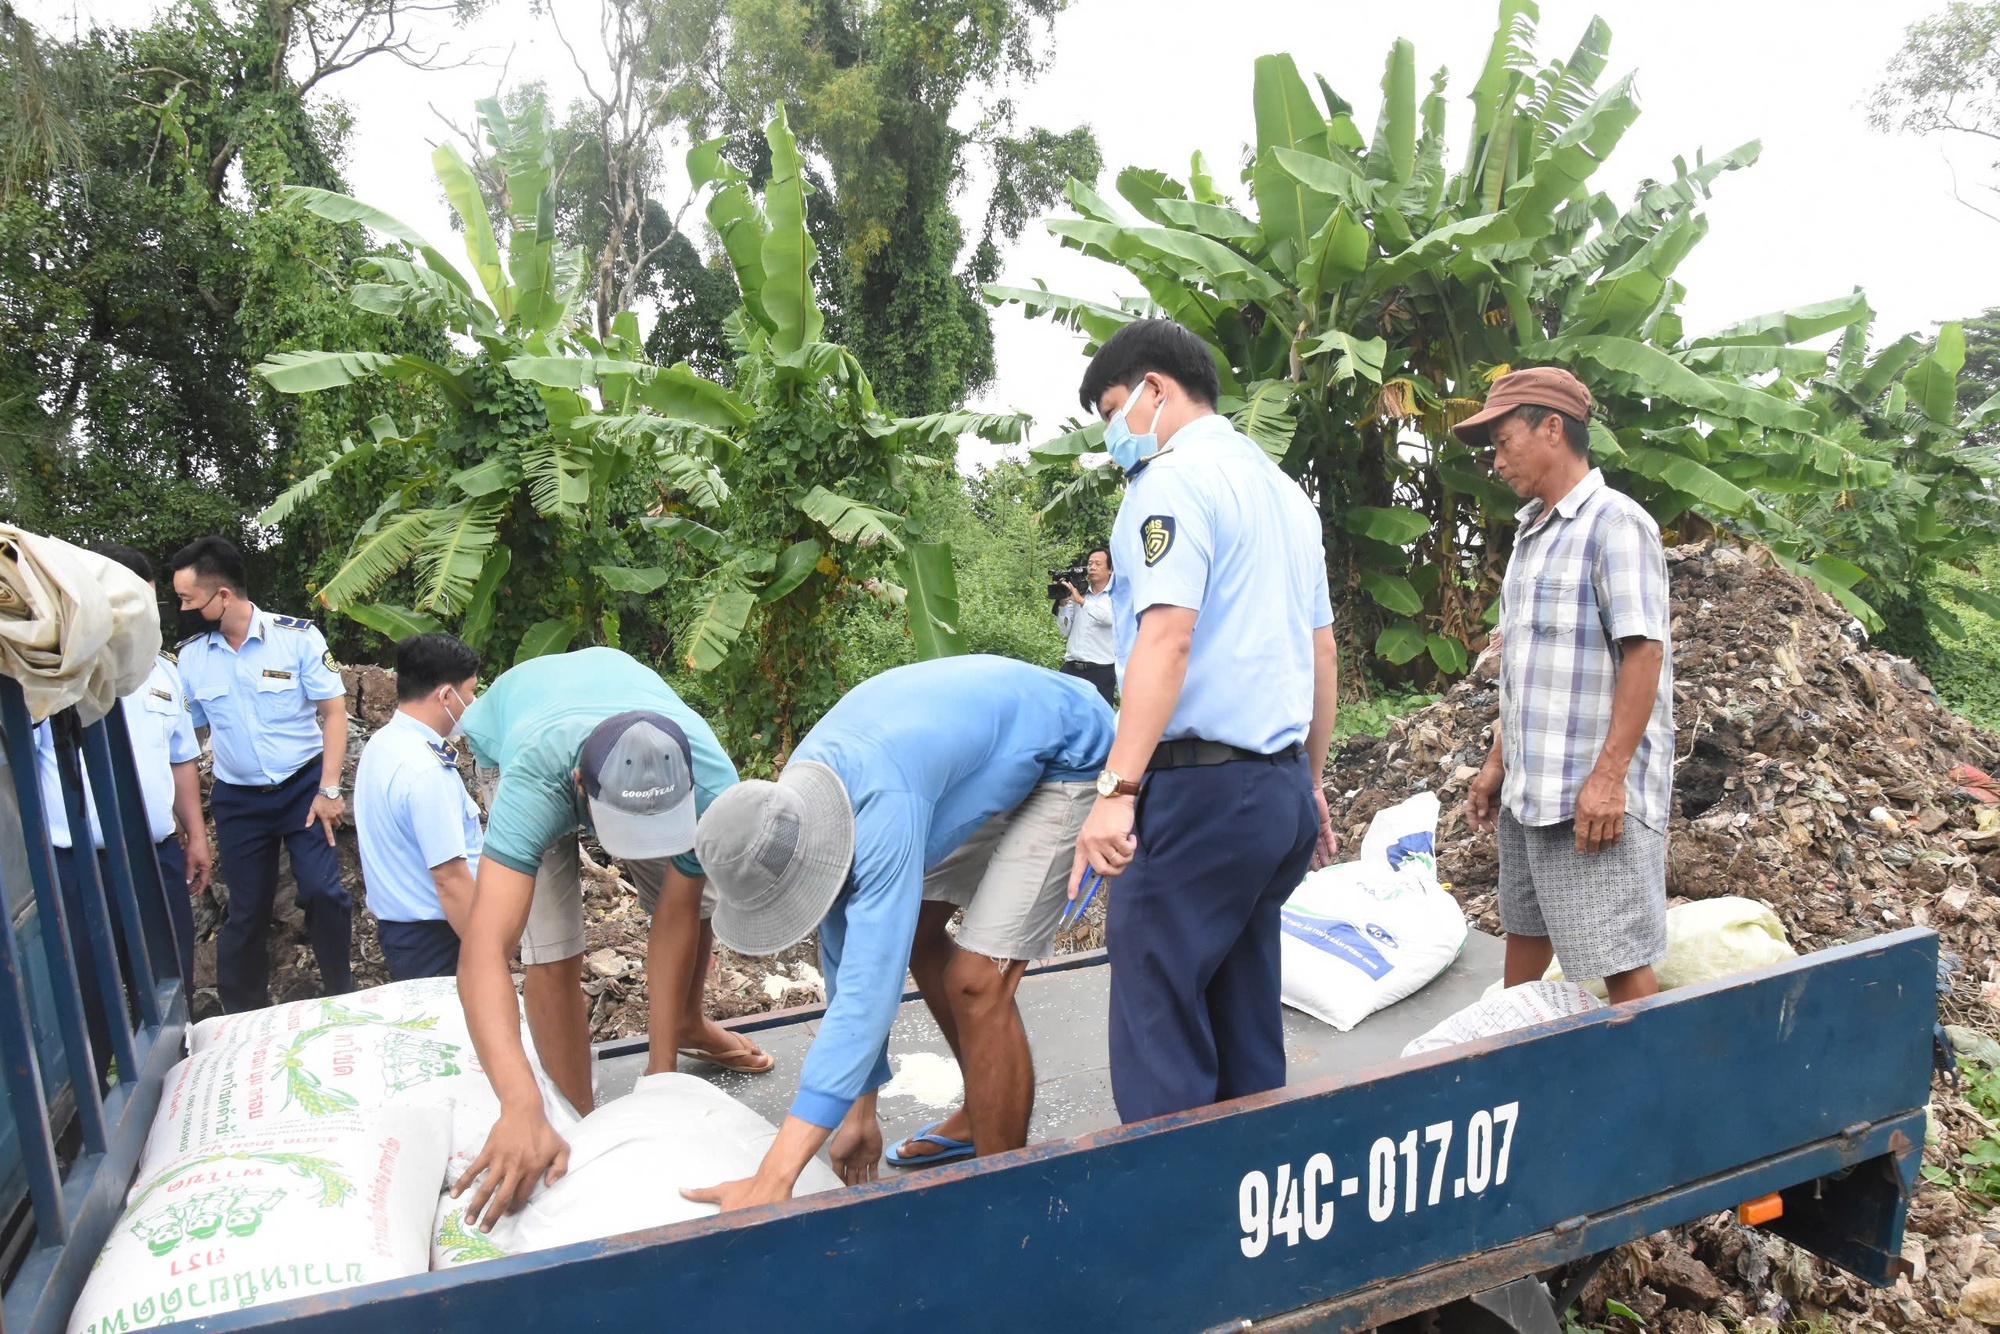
1326, 540, 2000, 1332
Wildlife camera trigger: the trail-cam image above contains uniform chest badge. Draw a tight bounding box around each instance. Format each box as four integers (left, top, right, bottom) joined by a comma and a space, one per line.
261, 669, 293, 680
427, 739, 458, 767
1141, 515, 1176, 567
150, 687, 174, 702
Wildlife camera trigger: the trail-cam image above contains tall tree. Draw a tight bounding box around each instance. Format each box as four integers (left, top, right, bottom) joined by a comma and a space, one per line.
0, 0, 471, 615
1870, 1, 2000, 222
660, 0, 1099, 415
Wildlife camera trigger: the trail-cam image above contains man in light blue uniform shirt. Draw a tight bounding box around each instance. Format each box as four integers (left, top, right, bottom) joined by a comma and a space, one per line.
35, 544, 211, 1019
170, 535, 353, 1012
449, 646, 759, 1229
353, 633, 485, 982
1073, 320, 1341, 1124
684, 656, 1115, 1211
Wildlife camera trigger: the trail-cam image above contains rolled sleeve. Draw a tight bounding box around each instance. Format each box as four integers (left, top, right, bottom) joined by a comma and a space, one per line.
1593, 515, 1670, 643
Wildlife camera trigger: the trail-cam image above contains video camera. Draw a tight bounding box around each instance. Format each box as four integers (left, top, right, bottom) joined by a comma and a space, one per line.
1047, 564, 1088, 604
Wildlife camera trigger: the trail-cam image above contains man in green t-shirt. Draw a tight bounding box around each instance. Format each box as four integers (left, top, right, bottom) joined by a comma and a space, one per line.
450, 646, 769, 1227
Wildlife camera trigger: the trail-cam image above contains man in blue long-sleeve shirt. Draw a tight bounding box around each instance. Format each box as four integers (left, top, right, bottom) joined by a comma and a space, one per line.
684, 656, 1115, 1208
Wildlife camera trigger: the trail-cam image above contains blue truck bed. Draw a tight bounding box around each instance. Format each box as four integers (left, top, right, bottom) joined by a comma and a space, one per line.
0, 673, 1938, 1334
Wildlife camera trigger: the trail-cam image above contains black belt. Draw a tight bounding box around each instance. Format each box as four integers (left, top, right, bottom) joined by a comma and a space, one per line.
1148, 739, 1304, 771
218, 756, 322, 794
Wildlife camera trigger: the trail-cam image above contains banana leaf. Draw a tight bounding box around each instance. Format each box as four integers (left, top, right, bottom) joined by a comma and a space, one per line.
759, 106, 823, 356
590, 565, 674, 595
798, 486, 906, 550
342, 604, 443, 643
1360, 569, 1425, 615
1376, 621, 1428, 665
515, 617, 580, 665
432, 142, 510, 318
762, 539, 824, 603
458, 548, 512, 652
1343, 505, 1431, 545
900, 542, 966, 660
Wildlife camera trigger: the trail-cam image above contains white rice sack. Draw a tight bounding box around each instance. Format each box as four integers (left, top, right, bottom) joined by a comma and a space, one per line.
69, 1108, 448, 1334
187, 979, 486, 1056
1279, 793, 1466, 1031
140, 996, 572, 1186
1545, 896, 1796, 995
442, 1073, 841, 1266
1400, 980, 1605, 1058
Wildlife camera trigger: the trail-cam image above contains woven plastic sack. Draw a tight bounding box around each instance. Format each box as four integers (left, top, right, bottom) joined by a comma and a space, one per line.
1546, 895, 1795, 995
1279, 792, 1467, 1031
432, 1073, 842, 1269
1400, 980, 1605, 1058
70, 1107, 447, 1334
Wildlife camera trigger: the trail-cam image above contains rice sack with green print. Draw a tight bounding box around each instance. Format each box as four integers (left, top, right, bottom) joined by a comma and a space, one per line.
138, 979, 574, 1184
1278, 792, 1468, 1031
69, 1107, 448, 1334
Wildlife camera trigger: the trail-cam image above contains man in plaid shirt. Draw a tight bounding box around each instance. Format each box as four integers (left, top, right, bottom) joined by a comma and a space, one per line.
1459, 367, 1673, 1003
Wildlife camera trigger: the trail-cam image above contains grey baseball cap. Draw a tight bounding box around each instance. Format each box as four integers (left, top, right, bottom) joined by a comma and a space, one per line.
697, 760, 854, 957
578, 711, 697, 859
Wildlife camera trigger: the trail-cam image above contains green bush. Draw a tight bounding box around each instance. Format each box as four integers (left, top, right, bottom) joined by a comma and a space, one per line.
1920, 554, 2000, 732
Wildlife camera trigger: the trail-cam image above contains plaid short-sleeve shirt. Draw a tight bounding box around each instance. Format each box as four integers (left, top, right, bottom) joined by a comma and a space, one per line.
1497, 469, 1675, 831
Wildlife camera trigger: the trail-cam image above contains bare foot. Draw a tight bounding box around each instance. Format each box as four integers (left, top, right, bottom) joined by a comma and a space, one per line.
891, 1106, 972, 1160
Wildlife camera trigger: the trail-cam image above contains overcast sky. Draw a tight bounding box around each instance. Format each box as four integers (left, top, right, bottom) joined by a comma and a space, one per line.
27, 0, 2000, 467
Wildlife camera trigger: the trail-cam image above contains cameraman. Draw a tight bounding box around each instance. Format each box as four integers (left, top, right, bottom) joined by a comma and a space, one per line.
1055, 547, 1117, 706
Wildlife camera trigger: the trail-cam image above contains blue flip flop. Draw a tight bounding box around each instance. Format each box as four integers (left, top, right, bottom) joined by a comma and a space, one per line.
885, 1121, 975, 1168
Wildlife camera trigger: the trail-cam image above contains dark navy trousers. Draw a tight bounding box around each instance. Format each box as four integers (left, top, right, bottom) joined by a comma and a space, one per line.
211, 761, 352, 1012
376, 918, 461, 982
1108, 752, 1319, 1124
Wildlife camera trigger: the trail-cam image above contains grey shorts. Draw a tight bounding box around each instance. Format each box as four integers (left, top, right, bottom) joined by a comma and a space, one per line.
519, 843, 716, 966
1497, 810, 1668, 982
921, 781, 1094, 962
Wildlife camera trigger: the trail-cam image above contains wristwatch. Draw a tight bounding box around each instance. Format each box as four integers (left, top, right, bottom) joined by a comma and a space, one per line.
318, 786, 343, 801
1095, 769, 1142, 798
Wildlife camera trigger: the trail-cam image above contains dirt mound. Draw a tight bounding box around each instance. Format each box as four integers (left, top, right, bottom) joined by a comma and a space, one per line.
1327, 540, 2000, 1331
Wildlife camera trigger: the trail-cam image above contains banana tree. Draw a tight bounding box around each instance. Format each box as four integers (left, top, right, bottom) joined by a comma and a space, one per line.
257, 97, 1024, 763
990, 3, 1926, 677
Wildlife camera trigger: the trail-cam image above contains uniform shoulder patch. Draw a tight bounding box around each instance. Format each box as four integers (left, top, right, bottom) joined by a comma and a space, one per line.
323, 649, 340, 673
1141, 515, 1177, 567
271, 614, 314, 630
159, 648, 177, 664
427, 739, 459, 768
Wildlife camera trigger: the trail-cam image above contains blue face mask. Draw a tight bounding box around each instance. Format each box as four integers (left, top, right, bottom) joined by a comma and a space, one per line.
1103, 379, 1164, 473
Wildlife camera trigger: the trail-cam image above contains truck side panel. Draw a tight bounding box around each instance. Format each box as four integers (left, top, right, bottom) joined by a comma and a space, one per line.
181, 928, 1935, 1334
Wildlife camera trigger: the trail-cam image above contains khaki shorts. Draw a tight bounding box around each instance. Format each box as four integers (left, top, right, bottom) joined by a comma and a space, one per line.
922, 781, 1094, 962
476, 764, 715, 966
518, 843, 716, 965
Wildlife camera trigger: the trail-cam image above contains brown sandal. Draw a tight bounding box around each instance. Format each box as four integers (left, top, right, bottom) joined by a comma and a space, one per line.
677, 1035, 774, 1074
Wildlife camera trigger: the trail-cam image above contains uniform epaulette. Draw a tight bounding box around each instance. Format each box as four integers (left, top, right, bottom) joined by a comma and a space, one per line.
270, 614, 315, 630
176, 632, 206, 649
427, 739, 459, 768
158, 648, 177, 664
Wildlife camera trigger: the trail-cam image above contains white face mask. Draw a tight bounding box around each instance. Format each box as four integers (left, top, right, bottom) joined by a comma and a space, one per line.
441, 685, 471, 738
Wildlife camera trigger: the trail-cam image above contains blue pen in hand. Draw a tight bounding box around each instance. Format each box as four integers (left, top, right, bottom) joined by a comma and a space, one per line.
1061, 867, 1104, 928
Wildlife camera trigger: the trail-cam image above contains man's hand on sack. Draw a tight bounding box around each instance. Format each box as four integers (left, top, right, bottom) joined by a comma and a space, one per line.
455, 1103, 570, 1229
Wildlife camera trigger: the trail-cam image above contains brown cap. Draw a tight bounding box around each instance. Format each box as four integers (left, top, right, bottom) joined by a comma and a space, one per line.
1451, 366, 1593, 447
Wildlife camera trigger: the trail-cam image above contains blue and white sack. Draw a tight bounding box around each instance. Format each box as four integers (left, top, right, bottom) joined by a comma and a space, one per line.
1278, 792, 1467, 1031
